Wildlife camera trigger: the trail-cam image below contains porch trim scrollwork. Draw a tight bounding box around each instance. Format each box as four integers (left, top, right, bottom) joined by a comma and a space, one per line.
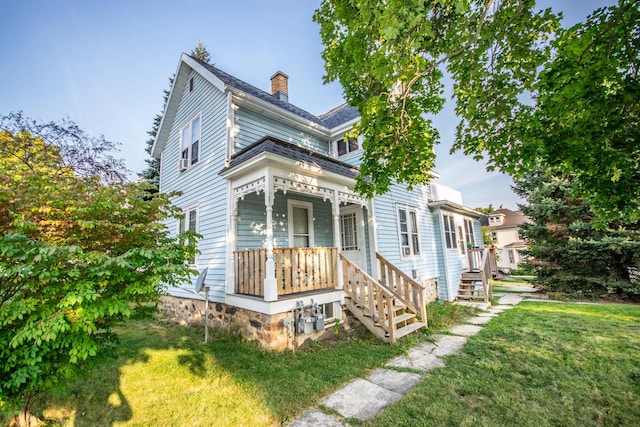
233, 178, 266, 201
338, 191, 368, 207
273, 176, 334, 201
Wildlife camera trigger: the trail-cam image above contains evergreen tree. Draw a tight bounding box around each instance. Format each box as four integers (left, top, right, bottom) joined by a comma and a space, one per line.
138, 41, 212, 189
514, 167, 640, 299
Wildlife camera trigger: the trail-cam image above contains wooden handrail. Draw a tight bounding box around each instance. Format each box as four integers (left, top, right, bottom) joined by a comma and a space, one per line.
474, 247, 497, 303
340, 254, 396, 343
376, 253, 428, 325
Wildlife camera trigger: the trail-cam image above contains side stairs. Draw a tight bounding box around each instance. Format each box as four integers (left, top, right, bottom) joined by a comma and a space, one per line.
344, 295, 425, 343
341, 253, 428, 344
457, 271, 487, 301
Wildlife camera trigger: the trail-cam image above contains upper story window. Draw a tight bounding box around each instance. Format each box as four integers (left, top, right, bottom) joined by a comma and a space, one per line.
443, 214, 457, 249
180, 113, 201, 168
337, 137, 359, 156
397, 205, 420, 257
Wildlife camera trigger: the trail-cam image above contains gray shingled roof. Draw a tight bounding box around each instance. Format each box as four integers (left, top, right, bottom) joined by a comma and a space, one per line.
318, 103, 360, 129
190, 55, 359, 130
221, 136, 359, 179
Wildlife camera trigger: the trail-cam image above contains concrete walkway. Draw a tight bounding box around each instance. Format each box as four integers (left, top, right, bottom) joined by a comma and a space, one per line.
289, 294, 524, 426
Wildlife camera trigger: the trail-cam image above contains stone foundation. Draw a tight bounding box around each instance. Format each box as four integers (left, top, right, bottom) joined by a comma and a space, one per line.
158, 296, 342, 351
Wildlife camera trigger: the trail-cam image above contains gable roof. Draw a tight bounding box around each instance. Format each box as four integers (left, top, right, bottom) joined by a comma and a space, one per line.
319, 103, 360, 129
221, 136, 359, 179
486, 209, 529, 228
151, 54, 361, 159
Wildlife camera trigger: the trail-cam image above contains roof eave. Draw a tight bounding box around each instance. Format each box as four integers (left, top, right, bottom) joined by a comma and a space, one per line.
428, 200, 484, 218
151, 53, 227, 159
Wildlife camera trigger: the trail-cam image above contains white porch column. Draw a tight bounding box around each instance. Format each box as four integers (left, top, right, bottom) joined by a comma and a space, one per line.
367, 198, 379, 281
264, 175, 278, 301
332, 191, 344, 289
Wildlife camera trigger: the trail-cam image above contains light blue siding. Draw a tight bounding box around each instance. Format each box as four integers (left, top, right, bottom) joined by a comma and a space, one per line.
159, 70, 229, 302
234, 107, 330, 154
236, 191, 334, 250
372, 182, 439, 285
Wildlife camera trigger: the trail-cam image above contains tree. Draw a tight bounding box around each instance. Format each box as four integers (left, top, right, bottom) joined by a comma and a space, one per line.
314, 1, 639, 220
139, 41, 212, 190
0, 115, 196, 426
513, 166, 640, 299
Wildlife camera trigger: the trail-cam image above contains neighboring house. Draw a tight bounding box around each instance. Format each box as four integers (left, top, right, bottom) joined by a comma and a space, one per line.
483, 209, 529, 272
151, 54, 489, 350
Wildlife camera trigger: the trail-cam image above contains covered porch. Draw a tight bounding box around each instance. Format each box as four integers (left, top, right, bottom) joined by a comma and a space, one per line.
220, 137, 373, 312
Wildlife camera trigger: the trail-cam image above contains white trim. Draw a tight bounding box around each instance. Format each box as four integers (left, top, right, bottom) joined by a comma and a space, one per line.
395, 203, 421, 259
178, 111, 202, 170
231, 90, 329, 138
178, 203, 200, 267
226, 290, 345, 315
225, 92, 234, 166
287, 199, 314, 247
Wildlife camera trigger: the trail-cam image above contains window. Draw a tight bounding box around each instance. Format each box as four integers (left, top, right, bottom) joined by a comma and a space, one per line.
180, 113, 201, 168
491, 231, 498, 244
397, 206, 420, 257
443, 215, 457, 249
464, 219, 475, 248
337, 137, 359, 156
189, 77, 194, 92
508, 249, 515, 264
458, 225, 465, 254
288, 200, 314, 248
178, 206, 198, 265
340, 213, 358, 251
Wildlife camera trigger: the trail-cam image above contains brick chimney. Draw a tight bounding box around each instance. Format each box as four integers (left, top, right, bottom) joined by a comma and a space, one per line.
270, 71, 288, 103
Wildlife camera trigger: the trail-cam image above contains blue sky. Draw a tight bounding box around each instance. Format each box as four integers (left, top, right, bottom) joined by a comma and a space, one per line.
1, 0, 614, 210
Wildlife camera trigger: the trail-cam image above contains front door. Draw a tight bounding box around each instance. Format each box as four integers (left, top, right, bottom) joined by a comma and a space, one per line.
340, 205, 366, 271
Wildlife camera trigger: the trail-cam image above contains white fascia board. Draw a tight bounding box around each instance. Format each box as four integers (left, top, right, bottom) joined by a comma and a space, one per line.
328, 117, 360, 139
226, 290, 345, 315
220, 152, 357, 188
151, 53, 227, 159
428, 200, 484, 218
231, 90, 329, 139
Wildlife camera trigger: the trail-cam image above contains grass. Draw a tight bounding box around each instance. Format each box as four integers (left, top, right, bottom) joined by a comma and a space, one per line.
9, 302, 476, 427
366, 301, 640, 427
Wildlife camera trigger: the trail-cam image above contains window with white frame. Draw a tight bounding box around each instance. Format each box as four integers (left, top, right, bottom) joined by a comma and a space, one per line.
397, 206, 420, 257
464, 219, 475, 248
336, 136, 359, 156
178, 206, 198, 265
288, 200, 314, 248
340, 212, 358, 251
508, 249, 515, 264
180, 113, 201, 167
443, 214, 457, 249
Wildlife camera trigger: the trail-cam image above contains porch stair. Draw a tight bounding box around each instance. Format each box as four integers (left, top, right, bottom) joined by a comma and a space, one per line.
456, 247, 499, 304
340, 254, 428, 344
457, 271, 487, 301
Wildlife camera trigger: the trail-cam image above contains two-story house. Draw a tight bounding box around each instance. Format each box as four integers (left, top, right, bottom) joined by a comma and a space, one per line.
484, 209, 529, 272
151, 54, 492, 350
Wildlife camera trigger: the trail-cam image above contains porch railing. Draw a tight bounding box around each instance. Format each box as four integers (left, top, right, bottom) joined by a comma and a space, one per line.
234, 247, 338, 297
376, 253, 428, 324
466, 247, 498, 303
341, 254, 396, 343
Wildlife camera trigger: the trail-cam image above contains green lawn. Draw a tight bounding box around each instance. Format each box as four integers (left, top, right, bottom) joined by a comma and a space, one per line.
13, 302, 474, 427
367, 301, 640, 427
8, 302, 639, 426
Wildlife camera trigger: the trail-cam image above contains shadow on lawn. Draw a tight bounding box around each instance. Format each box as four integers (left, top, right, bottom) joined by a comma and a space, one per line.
29, 321, 209, 427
